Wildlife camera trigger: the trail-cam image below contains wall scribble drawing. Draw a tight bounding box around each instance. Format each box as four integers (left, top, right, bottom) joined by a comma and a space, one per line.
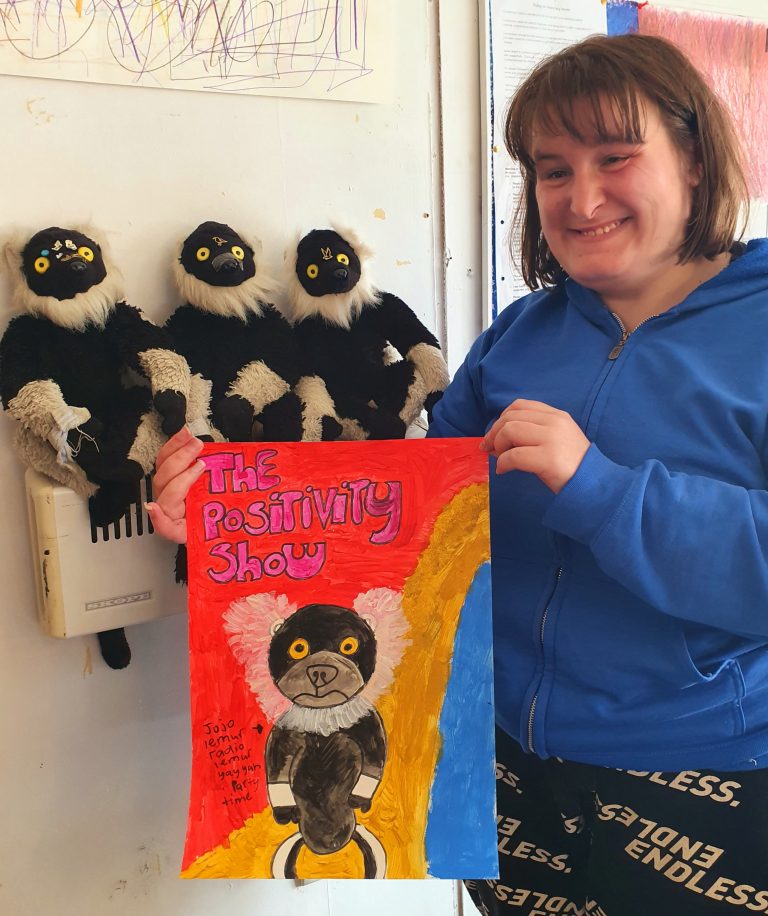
0, 0, 392, 101
181, 439, 498, 880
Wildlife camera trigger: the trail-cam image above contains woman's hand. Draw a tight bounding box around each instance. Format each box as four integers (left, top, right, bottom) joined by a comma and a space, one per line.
481, 399, 590, 493
145, 427, 206, 544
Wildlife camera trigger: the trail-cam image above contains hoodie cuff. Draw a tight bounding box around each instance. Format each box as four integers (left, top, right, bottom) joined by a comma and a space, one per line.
542, 443, 636, 546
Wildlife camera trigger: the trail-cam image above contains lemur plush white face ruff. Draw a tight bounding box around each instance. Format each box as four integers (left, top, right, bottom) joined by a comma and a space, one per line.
4, 226, 125, 330
283, 226, 380, 328
173, 220, 275, 320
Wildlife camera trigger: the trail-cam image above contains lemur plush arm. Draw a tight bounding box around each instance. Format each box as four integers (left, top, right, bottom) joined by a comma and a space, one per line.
0, 315, 91, 463
370, 292, 450, 425
106, 302, 190, 435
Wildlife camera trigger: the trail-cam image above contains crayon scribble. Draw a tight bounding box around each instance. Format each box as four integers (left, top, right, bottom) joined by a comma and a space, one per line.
0, 0, 375, 95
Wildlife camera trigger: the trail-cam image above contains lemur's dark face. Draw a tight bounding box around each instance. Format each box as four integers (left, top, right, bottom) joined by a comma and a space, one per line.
296, 229, 361, 297
269, 604, 377, 709
179, 221, 256, 287
22, 228, 107, 301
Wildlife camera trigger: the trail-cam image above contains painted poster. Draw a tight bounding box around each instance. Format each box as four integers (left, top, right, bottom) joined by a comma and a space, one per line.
181, 438, 497, 880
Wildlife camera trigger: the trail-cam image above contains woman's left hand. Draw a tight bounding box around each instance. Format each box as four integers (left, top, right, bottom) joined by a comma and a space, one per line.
145, 427, 206, 544
481, 399, 590, 493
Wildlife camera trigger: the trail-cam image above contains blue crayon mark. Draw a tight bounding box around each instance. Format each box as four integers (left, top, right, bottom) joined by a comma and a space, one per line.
425, 562, 498, 879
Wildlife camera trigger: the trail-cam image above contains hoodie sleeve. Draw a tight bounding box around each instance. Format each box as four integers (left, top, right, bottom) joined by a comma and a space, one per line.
426, 326, 493, 439
543, 443, 768, 638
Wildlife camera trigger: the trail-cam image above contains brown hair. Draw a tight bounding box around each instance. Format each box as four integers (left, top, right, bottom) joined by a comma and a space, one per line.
504, 33, 749, 289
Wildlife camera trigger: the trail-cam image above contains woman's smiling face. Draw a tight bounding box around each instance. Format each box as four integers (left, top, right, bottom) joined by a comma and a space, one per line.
532, 97, 702, 305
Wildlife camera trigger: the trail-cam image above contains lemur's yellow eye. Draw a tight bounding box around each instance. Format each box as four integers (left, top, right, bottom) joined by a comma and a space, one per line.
196, 247, 210, 262
289, 638, 309, 660
34, 257, 50, 274
77, 246, 94, 262
340, 636, 359, 655
231, 246, 245, 260
336, 253, 349, 266
306, 264, 319, 279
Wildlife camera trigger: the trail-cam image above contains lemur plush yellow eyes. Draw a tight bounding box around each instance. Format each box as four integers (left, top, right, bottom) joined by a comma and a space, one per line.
34, 256, 50, 274
336, 253, 349, 266
289, 638, 309, 660
78, 246, 94, 262
340, 637, 359, 655
232, 246, 245, 260
196, 247, 210, 262
306, 264, 319, 279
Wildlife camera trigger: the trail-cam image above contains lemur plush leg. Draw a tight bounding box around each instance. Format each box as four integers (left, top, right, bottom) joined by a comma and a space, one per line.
186, 373, 222, 442
212, 394, 254, 442
259, 391, 305, 442
97, 627, 131, 670
88, 479, 141, 527
294, 375, 344, 442
335, 394, 406, 440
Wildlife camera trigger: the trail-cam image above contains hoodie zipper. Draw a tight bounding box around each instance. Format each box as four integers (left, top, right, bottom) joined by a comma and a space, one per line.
608, 312, 660, 360
527, 312, 659, 753
527, 566, 562, 752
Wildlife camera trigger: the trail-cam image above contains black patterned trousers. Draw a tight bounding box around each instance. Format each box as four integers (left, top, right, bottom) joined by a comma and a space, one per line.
465, 727, 768, 916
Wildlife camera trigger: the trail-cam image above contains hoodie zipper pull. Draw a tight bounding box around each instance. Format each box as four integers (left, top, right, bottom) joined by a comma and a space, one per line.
608, 329, 629, 360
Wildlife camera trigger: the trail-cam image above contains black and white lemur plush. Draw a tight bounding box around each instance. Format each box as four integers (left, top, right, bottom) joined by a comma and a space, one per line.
223, 588, 410, 878
166, 221, 341, 443
283, 226, 450, 440
0, 225, 199, 669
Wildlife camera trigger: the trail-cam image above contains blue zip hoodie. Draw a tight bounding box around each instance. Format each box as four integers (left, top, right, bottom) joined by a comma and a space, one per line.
429, 238, 768, 771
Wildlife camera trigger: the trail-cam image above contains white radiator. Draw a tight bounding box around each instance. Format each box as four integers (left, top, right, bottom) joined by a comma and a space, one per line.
24, 468, 186, 638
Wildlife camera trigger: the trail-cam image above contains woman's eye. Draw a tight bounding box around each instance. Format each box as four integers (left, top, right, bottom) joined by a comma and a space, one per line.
77, 246, 94, 262
231, 246, 245, 260
196, 247, 210, 261
336, 253, 349, 266
306, 264, 319, 279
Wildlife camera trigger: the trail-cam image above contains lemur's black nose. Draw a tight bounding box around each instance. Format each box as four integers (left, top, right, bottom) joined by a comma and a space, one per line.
333, 268, 348, 281
68, 259, 88, 273
308, 664, 338, 688
212, 252, 242, 272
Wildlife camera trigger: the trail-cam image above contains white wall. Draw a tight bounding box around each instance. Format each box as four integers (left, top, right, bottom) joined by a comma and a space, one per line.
0, 2, 482, 914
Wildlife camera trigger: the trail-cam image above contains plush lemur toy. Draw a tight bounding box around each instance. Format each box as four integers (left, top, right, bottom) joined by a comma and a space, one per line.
0, 226, 195, 669
283, 227, 450, 440
223, 588, 410, 879
166, 221, 341, 444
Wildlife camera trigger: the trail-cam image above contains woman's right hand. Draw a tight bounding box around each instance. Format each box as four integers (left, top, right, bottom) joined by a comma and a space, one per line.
145, 427, 206, 544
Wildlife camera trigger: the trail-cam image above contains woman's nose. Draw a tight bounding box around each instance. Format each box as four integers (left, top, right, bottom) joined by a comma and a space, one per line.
569, 172, 605, 220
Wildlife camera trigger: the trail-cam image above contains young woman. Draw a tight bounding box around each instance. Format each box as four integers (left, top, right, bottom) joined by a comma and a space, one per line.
429, 33, 768, 916
150, 33, 768, 915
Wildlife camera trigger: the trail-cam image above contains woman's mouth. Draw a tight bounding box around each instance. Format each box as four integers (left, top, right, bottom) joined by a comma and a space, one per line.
574, 219, 626, 238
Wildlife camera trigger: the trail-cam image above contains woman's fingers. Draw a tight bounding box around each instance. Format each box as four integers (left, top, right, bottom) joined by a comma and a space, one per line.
481, 400, 561, 452
145, 502, 188, 544
154, 432, 205, 496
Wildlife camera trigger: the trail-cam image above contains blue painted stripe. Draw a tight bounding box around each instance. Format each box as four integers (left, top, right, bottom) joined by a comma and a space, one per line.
425, 562, 498, 878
